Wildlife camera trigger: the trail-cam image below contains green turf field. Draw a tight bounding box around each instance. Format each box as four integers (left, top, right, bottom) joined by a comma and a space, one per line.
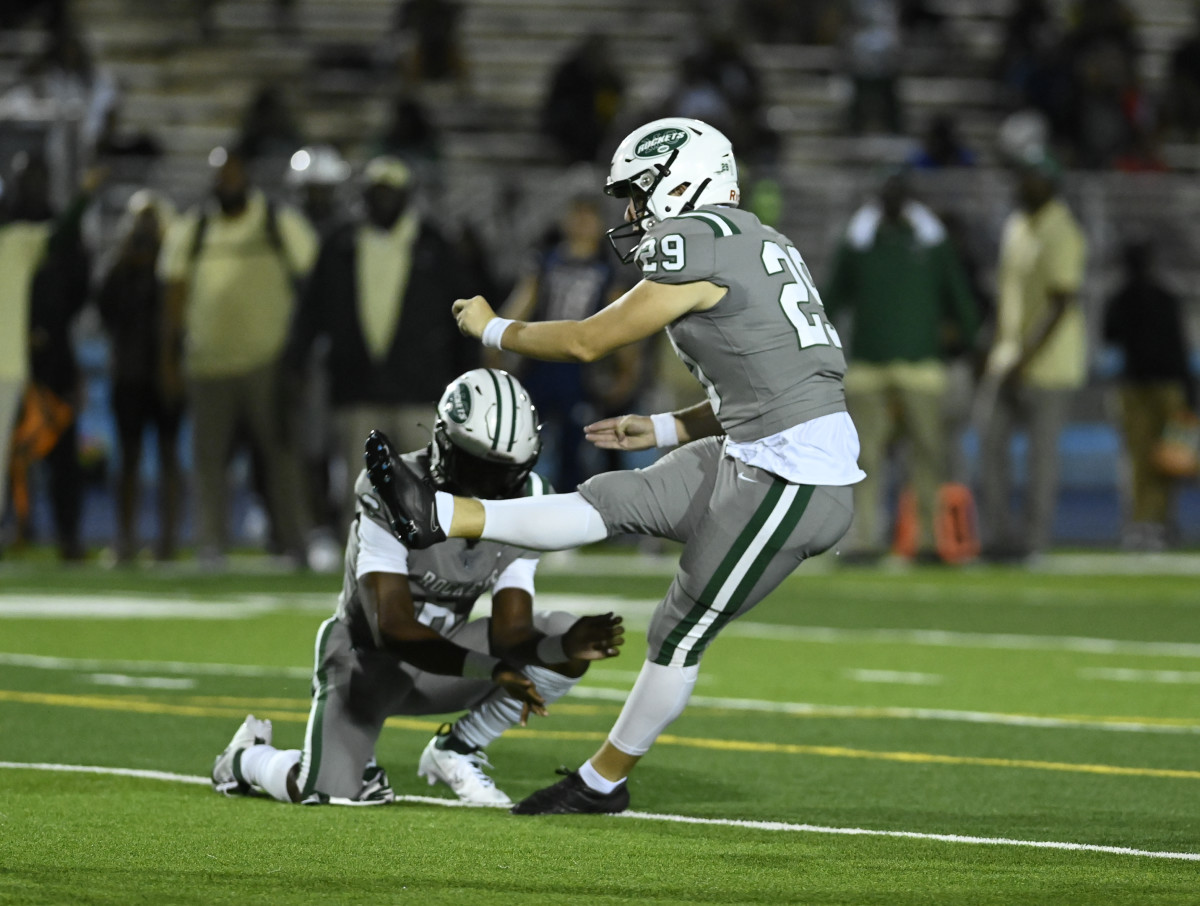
1, 555, 1198, 905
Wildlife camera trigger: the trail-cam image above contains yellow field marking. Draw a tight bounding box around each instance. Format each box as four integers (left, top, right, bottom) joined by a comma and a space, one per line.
4, 688, 1199, 781
162, 694, 619, 718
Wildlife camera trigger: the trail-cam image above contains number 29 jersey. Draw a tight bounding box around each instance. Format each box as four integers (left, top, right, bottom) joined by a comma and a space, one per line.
635, 204, 847, 444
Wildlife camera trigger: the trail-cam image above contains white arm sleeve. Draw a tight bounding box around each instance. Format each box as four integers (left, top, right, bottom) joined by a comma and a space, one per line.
354, 516, 409, 578
491, 556, 538, 598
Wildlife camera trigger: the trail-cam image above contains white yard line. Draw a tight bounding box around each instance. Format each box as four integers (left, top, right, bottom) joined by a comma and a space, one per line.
3, 591, 1198, 661
0, 652, 312, 679
565, 685, 1200, 734
0, 761, 1195, 862
1080, 668, 1200, 685
721, 623, 1200, 659
846, 669, 943, 685
0, 594, 331, 619
2, 651, 1196, 735
86, 673, 198, 690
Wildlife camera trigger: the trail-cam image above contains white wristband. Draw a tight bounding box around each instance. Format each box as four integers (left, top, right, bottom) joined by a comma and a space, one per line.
481, 318, 515, 350
650, 412, 680, 448
462, 650, 501, 679
536, 634, 568, 665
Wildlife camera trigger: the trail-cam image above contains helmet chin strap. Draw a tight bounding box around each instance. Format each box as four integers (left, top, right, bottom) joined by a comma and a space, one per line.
678, 178, 712, 215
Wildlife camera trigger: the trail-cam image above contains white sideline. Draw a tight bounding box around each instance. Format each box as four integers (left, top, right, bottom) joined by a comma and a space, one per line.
1, 761, 1196, 862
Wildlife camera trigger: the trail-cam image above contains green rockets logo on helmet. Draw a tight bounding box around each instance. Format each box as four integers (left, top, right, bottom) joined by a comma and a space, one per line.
445, 382, 472, 424
635, 127, 690, 159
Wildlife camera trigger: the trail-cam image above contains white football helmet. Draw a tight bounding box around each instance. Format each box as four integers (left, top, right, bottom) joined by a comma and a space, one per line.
430, 368, 541, 499
605, 117, 740, 262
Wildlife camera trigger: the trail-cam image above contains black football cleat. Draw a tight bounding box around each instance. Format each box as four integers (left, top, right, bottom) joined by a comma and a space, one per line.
363, 429, 446, 549
510, 769, 630, 815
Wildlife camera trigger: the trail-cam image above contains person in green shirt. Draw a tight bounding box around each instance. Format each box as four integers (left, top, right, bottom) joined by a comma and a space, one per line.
823, 171, 980, 561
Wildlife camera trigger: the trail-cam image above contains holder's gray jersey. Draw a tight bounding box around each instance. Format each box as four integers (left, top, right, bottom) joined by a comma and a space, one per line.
336, 452, 553, 649
635, 205, 847, 442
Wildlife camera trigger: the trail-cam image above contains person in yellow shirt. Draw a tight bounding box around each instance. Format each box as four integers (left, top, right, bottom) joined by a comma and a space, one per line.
159, 147, 317, 565
0, 158, 49, 546
980, 155, 1087, 559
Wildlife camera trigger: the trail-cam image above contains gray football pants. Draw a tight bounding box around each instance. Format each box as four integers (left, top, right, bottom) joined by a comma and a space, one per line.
297, 610, 576, 800
579, 437, 854, 668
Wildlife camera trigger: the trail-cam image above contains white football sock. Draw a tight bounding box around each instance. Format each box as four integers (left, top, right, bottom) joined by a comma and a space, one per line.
238, 744, 301, 803
451, 667, 580, 753
608, 660, 699, 756
479, 493, 609, 550
451, 665, 580, 750
578, 759, 624, 794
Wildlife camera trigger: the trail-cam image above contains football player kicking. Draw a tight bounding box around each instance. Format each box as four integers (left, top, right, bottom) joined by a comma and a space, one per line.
210, 368, 624, 807
367, 117, 866, 815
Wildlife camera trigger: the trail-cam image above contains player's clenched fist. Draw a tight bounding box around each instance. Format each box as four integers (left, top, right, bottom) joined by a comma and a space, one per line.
452, 295, 496, 340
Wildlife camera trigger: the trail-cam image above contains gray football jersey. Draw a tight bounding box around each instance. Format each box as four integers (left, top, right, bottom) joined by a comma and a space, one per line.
336, 451, 553, 650
636, 204, 847, 442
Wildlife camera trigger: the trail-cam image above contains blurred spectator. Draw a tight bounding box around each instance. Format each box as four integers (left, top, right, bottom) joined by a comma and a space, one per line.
1161, 9, 1200, 141
159, 148, 317, 565
996, 0, 1071, 129
236, 85, 304, 163
667, 32, 780, 165
1112, 125, 1169, 173
662, 53, 736, 136
0, 28, 119, 169
843, 0, 905, 135
285, 145, 351, 238
287, 157, 474, 524
741, 0, 844, 44
282, 146, 351, 541
94, 105, 163, 162
541, 34, 626, 164
1054, 0, 1144, 167
3, 154, 100, 559
489, 196, 635, 490
980, 155, 1087, 560
0, 155, 51, 551
899, 0, 945, 34
1103, 240, 1195, 551
1063, 37, 1149, 168
0, 0, 67, 31
97, 191, 180, 563
393, 0, 465, 84
822, 171, 979, 561
997, 0, 1056, 98
908, 114, 976, 169
374, 89, 442, 166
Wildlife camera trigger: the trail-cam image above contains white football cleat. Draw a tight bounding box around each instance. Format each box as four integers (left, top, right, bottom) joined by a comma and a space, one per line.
211, 714, 272, 795
417, 735, 512, 807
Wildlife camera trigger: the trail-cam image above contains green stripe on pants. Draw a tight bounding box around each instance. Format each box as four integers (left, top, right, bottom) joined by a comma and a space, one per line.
683, 484, 814, 666
653, 479, 785, 666
299, 618, 337, 797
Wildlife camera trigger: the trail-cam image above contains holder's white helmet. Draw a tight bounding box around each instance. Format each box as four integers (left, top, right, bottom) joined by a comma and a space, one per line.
604, 118, 739, 262
430, 368, 541, 499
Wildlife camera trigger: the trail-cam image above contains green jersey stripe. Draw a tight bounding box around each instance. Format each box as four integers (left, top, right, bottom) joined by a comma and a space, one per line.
683, 484, 814, 666
678, 212, 724, 237
299, 617, 337, 797
680, 210, 741, 236
654, 479, 785, 666
486, 369, 504, 451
